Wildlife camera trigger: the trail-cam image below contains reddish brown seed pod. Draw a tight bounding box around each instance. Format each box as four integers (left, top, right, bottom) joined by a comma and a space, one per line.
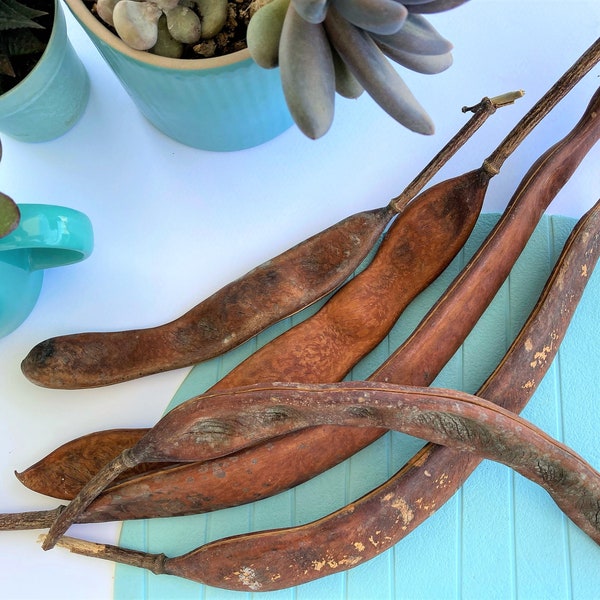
17, 71, 600, 535
20, 94, 499, 391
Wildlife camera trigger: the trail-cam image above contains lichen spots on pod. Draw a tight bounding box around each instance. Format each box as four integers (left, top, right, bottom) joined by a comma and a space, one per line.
529, 343, 553, 369
235, 566, 263, 590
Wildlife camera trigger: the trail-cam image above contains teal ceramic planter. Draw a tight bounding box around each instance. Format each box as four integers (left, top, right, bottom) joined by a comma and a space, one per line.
64, 0, 293, 152
0, 0, 90, 143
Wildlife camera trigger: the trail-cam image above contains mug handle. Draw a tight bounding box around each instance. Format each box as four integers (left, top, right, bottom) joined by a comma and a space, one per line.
0, 203, 93, 271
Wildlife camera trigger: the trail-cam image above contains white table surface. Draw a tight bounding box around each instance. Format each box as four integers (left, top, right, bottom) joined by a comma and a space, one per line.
1, 1, 599, 598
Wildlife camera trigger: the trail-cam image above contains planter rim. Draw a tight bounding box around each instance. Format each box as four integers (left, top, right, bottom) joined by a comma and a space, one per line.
64, 0, 251, 70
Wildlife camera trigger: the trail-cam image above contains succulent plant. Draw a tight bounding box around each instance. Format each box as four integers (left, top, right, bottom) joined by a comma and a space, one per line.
90, 0, 469, 139
0, 0, 51, 95
247, 0, 471, 138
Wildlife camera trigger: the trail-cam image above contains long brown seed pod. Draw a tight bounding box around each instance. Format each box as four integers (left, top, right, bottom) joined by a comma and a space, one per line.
43, 100, 600, 546
25, 38, 600, 392
21, 93, 500, 390
15, 76, 600, 534
98, 195, 599, 592
46, 360, 600, 584
17, 101, 505, 502
38, 190, 600, 560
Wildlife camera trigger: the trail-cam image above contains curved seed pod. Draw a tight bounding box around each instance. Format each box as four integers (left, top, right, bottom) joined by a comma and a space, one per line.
42, 79, 600, 549
331, 45, 364, 98
330, 0, 407, 36
21, 94, 499, 390
405, 0, 472, 13
140, 195, 600, 592
17, 99, 502, 512
290, 0, 328, 23
47, 374, 600, 573
372, 13, 453, 55
324, 7, 434, 134
377, 45, 453, 75
21, 43, 600, 516
279, 4, 336, 138
247, 0, 290, 68
21, 205, 391, 389
15, 430, 174, 500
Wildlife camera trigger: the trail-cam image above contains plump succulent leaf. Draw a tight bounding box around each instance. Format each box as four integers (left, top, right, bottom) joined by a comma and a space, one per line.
0, 191, 20, 239
279, 4, 336, 138
404, 0, 471, 14
330, 0, 407, 36
291, 0, 328, 24
325, 7, 434, 135
377, 43, 453, 74
247, 0, 290, 68
194, 0, 228, 40
373, 13, 452, 55
113, 1, 162, 50
331, 45, 363, 98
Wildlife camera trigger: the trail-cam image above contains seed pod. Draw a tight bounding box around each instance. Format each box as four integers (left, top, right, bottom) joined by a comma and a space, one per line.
21, 39, 600, 523
41, 77, 600, 550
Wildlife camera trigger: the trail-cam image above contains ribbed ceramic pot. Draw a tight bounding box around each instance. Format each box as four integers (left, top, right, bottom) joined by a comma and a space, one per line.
0, 0, 90, 142
63, 0, 293, 151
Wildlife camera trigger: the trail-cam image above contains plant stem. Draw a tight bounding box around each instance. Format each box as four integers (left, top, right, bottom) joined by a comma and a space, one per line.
484, 36, 600, 174
388, 93, 506, 212
42, 449, 140, 550
0, 506, 63, 530
47, 535, 168, 576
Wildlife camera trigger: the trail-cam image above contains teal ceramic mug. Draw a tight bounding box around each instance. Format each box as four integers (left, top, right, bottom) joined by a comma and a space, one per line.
0, 204, 93, 339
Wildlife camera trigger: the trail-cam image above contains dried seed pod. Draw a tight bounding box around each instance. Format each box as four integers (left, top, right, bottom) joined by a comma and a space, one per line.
21, 41, 600, 528
42, 77, 600, 549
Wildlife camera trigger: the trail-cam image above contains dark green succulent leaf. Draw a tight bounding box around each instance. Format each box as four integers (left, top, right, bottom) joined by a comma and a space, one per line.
0, 191, 20, 239
0, 53, 15, 76
0, 0, 47, 30
1, 27, 47, 56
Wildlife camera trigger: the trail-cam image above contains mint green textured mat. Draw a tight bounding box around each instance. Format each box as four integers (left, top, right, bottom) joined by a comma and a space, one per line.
114, 213, 599, 599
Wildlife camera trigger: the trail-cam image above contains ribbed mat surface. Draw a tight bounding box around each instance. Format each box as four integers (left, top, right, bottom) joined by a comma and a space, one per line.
114, 213, 600, 599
